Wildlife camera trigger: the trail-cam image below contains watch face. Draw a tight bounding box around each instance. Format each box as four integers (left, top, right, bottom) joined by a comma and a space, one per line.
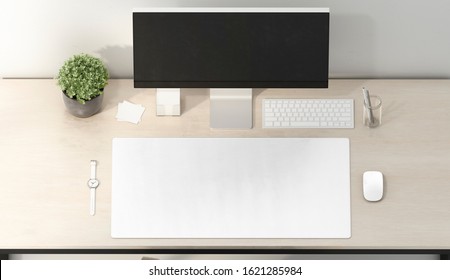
87, 179, 99, 188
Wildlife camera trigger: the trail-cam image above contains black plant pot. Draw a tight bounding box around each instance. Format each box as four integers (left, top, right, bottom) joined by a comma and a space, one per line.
62, 91, 104, 118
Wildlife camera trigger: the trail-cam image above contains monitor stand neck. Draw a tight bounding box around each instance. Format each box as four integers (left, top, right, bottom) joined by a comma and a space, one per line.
210, 88, 253, 129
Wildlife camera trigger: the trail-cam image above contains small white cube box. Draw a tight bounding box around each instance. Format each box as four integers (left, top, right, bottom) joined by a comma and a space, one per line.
156, 88, 180, 116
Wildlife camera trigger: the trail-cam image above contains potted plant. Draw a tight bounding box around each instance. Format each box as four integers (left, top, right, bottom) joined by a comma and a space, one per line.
57, 53, 109, 118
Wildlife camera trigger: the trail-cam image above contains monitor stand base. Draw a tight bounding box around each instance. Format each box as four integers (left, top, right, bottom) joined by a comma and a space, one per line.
210, 88, 253, 129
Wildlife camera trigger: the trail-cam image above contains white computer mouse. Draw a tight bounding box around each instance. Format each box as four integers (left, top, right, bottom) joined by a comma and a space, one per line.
363, 171, 383, 202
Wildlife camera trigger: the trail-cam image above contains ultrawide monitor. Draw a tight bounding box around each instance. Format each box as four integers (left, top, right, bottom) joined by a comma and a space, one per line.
133, 8, 330, 128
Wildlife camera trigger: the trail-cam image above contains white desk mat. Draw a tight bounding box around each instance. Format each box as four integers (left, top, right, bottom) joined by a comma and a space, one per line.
111, 138, 351, 238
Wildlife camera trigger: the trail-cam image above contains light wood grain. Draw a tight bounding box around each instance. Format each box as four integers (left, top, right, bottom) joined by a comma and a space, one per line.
1, 79, 450, 249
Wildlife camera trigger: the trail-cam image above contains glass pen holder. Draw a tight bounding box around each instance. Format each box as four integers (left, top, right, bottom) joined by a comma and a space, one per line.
363, 95, 382, 128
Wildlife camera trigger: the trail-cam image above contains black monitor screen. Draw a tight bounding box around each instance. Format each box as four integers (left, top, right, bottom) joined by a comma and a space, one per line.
133, 10, 329, 88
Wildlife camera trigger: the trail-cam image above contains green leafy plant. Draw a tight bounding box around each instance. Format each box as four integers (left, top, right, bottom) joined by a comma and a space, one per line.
57, 54, 109, 104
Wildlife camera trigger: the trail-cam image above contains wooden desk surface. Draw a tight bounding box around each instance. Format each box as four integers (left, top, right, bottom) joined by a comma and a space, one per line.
1, 79, 449, 250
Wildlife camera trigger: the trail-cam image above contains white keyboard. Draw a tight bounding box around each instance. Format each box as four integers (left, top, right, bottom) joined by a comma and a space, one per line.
263, 99, 354, 128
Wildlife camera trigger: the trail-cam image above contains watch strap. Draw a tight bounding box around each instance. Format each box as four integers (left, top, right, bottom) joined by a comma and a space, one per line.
90, 160, 97, 180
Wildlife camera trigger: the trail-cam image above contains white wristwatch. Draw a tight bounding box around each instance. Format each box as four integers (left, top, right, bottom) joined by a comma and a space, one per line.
87, 160, 99, 216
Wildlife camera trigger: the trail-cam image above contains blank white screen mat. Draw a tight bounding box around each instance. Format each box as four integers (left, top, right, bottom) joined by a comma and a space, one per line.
111, 138, 351, 238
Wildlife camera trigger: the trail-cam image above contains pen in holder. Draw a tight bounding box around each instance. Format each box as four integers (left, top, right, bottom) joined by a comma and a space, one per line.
362, 88, 382, 128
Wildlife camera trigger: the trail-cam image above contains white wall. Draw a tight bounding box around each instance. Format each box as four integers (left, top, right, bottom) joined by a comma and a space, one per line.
1, 0, 450, 79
